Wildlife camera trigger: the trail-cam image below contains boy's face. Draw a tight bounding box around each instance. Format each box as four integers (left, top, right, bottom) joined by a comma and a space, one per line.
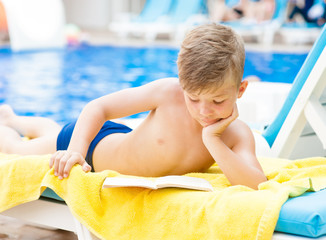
183, 80, 247, 127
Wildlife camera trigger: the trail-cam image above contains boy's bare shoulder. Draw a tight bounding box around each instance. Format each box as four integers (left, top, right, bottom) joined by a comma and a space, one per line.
231, 119, 254, 140
223, 119, 255, 148
153, 78, 181, 90
151, 78, 183, 97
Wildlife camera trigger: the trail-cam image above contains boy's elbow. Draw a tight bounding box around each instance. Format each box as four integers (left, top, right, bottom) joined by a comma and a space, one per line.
82, 100, 107, 120
249, 173, 267, 190
233, 169, 267, 190
85, 99, 100, 110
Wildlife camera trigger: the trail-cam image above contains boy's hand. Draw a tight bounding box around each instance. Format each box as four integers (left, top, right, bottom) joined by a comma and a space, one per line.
202, 104, 239, 139
49, 150, 92, 180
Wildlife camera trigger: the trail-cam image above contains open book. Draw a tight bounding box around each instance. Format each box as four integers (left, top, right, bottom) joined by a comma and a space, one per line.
103, 175, 214, 192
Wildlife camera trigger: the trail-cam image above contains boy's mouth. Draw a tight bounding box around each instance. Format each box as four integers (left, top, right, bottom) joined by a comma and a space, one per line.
199, 118, 219, 126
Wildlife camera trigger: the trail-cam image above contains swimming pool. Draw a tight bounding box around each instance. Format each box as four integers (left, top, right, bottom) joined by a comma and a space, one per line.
0, 44, 307, 125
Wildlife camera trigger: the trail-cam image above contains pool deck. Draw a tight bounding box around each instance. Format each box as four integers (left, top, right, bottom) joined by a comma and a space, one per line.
0, 28, 314, 52
78, 28, 315, 52
0, 215, 77, 240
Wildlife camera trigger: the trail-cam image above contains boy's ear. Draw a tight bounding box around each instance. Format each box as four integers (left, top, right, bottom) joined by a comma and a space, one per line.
237, 80, 248, 98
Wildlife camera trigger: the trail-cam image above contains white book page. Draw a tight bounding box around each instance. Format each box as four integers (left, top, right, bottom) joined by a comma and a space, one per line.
103, 177, 157, 189
155, 176, 213, 191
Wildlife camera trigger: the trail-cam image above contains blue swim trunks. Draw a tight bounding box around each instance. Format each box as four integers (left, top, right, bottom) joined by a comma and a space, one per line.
56, 120, 132, 171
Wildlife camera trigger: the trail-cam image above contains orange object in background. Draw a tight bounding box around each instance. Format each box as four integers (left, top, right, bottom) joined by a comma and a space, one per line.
0, 1, 8, 32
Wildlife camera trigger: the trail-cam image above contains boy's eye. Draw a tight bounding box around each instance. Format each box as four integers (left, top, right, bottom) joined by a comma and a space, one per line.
213, 100, 224, 105
188, 96, 199, 102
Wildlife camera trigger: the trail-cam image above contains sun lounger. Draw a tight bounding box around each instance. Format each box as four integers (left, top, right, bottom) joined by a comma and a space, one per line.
109, 0, 174, 39
109, 0, 208, 41
141, 0, 209, 41
255, 24, 326, 240
258, 24, 326, 159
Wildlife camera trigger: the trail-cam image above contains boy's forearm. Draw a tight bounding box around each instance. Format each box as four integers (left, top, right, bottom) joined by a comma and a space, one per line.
203, 136, 266, 189
67, 101, 107, 158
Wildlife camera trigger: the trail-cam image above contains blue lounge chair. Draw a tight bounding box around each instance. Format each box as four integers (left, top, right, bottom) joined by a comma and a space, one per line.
109, 0, 174, 38
254, 25, 326, 239
167, 0, 208, 24
257, 24, 326, 159
133, 0, 174, 23
138, 0, 209, 41
110, 0, 208, 41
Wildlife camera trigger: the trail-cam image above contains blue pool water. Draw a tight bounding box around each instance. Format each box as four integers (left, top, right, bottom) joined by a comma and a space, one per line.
0, 44, 308, 125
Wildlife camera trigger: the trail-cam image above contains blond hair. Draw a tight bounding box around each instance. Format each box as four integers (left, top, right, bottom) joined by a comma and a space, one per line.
177, 23, 245, 93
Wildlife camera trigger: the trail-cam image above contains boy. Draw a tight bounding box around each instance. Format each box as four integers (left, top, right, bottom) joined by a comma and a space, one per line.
0, 23, 267, 189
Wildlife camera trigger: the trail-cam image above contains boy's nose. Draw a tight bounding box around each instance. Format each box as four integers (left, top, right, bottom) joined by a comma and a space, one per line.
199, 103, 213, 117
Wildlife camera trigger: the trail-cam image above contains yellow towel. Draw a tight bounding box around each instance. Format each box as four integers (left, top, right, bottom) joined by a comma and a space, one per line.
1, 153, 326, 240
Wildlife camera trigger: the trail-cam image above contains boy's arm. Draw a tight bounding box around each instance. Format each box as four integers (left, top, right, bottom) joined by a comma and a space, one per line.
202, 105, 267, 190
50, 78, 177, 179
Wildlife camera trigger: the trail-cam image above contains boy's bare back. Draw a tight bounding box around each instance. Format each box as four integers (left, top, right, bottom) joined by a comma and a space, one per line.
92, 78, 249, 177
92, 78, 212, 176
